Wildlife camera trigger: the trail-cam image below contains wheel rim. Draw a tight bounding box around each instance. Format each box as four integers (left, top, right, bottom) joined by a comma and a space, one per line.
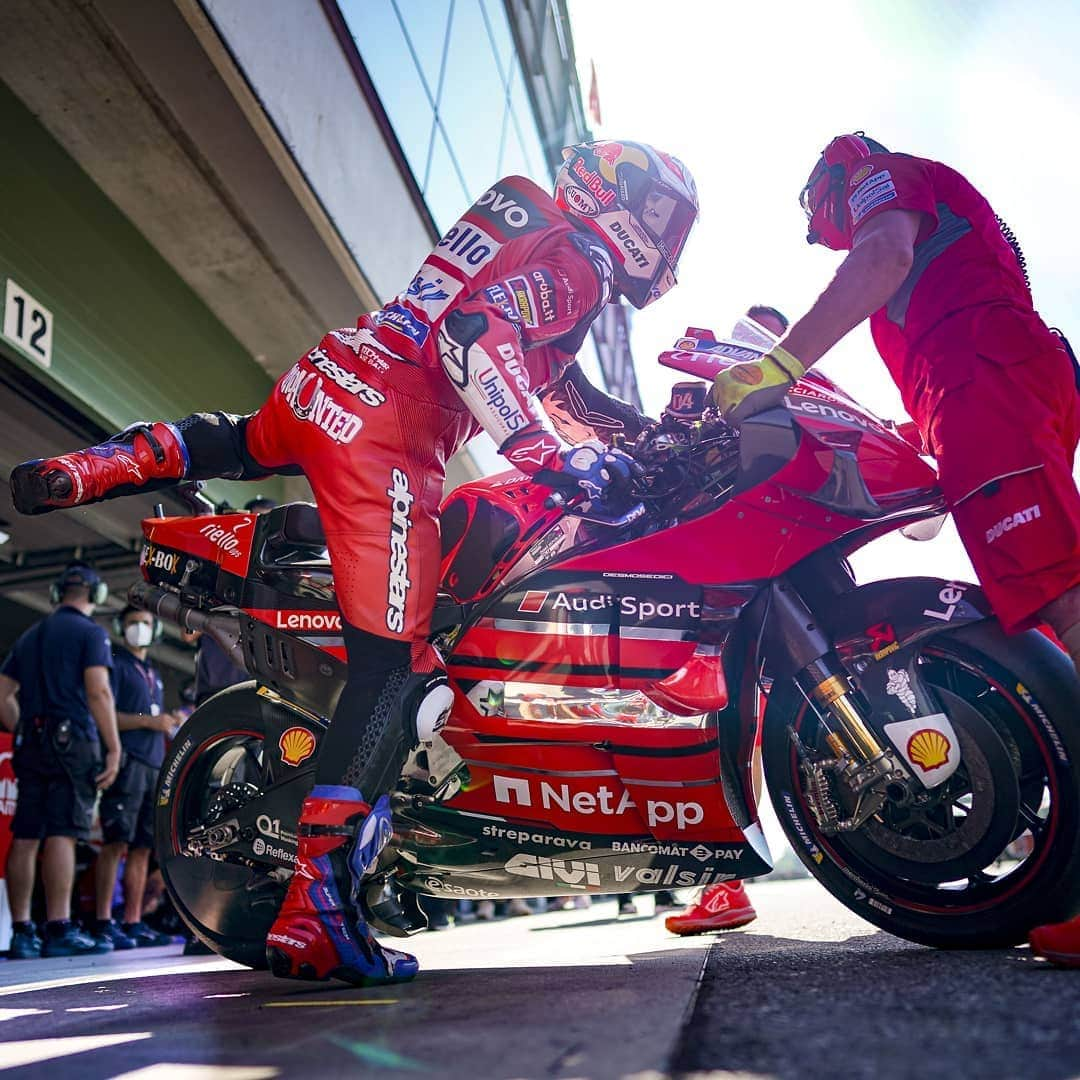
161, 729, 286, 947
787, 645, 1062, 914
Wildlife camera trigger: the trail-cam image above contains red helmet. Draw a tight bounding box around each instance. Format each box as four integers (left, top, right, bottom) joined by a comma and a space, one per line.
800, 133, 889, 250
555, 140, 699, 309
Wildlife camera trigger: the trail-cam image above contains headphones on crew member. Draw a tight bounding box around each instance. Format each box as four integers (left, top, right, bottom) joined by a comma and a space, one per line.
112, 604, 163, 645
50, 563, 108, 607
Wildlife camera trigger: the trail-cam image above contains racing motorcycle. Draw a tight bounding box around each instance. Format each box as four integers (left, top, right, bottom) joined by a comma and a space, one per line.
141, 326, 1080, 969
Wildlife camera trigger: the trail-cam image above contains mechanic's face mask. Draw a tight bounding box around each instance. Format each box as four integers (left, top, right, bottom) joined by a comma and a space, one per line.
125, 621, 154, 648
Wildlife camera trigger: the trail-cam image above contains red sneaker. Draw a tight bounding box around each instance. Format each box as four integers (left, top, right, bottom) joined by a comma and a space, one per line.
1029, 914, 1080, 968
664, 881, 757, 935
10, 422, 189, 514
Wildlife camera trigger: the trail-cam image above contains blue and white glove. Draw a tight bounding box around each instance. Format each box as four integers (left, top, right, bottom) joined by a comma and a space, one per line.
538, 439, 640, 503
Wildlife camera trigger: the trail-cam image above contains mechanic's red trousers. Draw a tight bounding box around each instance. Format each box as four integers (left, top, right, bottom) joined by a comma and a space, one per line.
245, 334, 474, 649
920, 305, 1080, 633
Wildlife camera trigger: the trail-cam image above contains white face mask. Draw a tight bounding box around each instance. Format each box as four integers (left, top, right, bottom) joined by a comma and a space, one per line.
124, 621, 154, 648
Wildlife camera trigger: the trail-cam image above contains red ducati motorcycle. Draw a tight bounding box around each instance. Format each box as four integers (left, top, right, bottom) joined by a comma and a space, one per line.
144, 327, 1080, 968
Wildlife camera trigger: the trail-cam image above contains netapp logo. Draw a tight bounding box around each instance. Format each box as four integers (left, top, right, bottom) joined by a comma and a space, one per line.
492, 775, 704, 830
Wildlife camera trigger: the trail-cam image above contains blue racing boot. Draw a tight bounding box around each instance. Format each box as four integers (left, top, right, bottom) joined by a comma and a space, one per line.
265, 785, 418, 986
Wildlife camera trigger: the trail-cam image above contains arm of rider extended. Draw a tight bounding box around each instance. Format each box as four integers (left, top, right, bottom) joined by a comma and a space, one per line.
437, 241, 609, 476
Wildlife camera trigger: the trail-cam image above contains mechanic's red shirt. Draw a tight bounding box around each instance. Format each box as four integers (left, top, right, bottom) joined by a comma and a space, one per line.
832, 153, 1037, 426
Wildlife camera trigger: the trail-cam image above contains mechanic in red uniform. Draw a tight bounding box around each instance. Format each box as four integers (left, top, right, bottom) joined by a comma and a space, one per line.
708, 133, 1080, 967
9, 140, 699, 985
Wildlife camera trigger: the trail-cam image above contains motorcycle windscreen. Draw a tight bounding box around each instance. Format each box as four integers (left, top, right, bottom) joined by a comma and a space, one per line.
658, 340, 765, 381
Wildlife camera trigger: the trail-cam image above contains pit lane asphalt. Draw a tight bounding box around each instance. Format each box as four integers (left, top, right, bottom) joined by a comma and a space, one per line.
0, 881, 1076, 1079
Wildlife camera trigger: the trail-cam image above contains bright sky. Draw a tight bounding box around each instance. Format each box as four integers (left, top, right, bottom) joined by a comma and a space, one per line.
568, 0, 1080, 586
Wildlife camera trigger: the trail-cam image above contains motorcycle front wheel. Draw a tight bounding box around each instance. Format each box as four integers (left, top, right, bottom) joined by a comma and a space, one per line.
762, 620, 1080, 948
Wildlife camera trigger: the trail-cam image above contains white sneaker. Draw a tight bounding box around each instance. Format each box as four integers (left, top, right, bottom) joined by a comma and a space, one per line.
475, 901, 496, 920
506, 898, 532, 917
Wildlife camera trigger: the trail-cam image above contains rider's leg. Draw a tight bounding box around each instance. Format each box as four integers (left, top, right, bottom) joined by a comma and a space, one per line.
9, 412, 297, 515
266, 626, 451, 984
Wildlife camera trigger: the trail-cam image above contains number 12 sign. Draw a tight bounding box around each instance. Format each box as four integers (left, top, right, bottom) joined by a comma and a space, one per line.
3, 278, 54, 369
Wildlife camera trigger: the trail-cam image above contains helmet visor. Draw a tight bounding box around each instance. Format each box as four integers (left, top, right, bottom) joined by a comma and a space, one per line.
799, 158, 829, 221
620, 165, 697, 275
642, 188, 696, 274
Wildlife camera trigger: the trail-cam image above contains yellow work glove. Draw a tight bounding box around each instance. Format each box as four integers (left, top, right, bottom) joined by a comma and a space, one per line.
710, 345, 806, 425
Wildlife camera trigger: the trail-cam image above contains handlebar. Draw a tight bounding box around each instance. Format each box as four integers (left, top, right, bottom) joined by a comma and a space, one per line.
543, 488, 646, 528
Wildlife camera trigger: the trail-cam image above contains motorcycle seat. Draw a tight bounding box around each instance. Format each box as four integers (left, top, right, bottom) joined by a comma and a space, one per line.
260, 502, 328, 565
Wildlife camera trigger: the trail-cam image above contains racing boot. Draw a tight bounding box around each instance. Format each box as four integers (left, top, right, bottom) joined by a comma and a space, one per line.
266, 785, 418, 986
664, 881, 757, 935
1029, 914, 1080, 968
10, 421, 189, 515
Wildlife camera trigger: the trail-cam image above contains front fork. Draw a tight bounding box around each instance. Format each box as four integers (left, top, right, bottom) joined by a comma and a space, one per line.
759, 579, 908, 833
792, 656, 908, 833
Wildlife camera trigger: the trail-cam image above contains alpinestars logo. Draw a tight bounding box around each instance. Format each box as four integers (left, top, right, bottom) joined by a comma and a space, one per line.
386, 469, 414, 633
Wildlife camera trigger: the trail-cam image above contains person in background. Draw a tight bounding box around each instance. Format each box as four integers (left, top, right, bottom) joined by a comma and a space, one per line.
617, 890, 682, 917
0, 565, 121, 958
92, 606, 183, 949
665, 305, 788, 936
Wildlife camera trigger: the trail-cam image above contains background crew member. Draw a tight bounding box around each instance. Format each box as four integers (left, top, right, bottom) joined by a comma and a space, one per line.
0, 565, 121, 958
707, 132, 1080, 964
93, 606, 181, 949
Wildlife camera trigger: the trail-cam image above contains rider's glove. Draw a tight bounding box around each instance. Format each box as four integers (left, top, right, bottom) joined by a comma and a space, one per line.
537, 439, 640, 503
710, 345, 805, 425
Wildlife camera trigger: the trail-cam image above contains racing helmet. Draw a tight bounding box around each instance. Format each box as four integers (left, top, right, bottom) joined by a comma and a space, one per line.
800, 133, 890, 250
555, 140, 699, 309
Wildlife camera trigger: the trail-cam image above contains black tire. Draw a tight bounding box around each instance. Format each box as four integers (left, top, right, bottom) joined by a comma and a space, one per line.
763, 619, 1080, 948
155, 684, 317, 969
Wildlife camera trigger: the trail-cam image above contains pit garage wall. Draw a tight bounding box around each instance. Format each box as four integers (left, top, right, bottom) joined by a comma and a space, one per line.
0, 82, 285, 507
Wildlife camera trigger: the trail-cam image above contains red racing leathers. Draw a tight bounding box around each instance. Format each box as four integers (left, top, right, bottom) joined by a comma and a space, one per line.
245, 175, 625, 645
829, 153, 1080, 632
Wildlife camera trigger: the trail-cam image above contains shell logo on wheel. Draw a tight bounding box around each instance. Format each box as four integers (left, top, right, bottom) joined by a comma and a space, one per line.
279, 726, 316, 767
906, 728, 951, 772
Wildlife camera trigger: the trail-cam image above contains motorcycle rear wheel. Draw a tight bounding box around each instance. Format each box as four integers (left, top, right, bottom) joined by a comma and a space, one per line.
154, 684, 312, 969
762, 620, 1080, 948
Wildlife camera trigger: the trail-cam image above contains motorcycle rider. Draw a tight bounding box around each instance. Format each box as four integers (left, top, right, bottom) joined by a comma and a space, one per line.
707, 133, 1080, 966
9, 141, 699, 985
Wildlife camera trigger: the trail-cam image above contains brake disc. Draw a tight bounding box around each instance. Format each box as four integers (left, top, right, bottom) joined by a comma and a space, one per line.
844, 687, 1020, 884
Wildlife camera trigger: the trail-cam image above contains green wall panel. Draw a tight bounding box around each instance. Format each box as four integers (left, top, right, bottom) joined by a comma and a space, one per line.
0, 81, 285, 505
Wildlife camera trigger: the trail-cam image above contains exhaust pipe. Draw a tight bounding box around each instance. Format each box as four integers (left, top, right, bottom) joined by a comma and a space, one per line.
128, 581, 245, 669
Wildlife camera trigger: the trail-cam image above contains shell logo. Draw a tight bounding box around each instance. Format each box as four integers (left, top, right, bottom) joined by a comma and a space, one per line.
906, 728, 951, 772
279, 726, 316, 767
